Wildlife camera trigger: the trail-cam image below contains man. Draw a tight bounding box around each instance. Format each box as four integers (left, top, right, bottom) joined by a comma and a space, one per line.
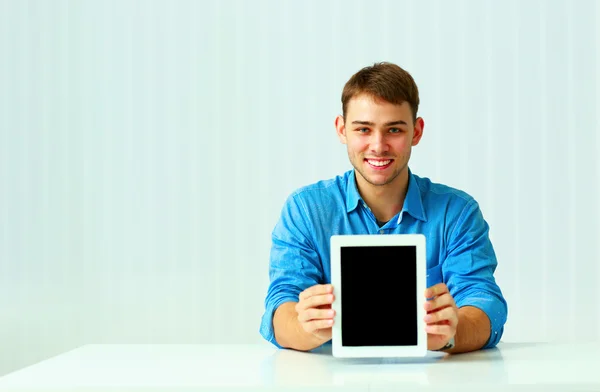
260, 62, 507, 353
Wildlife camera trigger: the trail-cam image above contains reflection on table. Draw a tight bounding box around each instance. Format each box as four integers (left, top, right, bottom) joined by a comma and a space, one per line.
0, 342, 598, 391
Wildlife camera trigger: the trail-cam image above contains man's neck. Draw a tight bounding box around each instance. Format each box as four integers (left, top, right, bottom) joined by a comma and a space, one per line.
356, 170, 409, 223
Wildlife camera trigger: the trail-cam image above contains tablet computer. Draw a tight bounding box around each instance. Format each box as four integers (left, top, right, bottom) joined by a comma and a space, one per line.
330, 234, 427, 358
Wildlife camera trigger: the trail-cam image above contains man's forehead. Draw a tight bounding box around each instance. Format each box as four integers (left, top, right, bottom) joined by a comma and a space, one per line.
346, 94, 412, 121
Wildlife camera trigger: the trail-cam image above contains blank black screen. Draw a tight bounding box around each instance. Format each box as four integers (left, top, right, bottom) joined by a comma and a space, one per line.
340, 245, 417, 346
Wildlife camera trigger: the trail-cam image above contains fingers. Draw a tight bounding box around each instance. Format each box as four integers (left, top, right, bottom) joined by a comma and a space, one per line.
302, 318, 334, 334
423, 283, 458, 343
297, 307, 336, 323
297, 284, 335, 312
424, 306, 458, 327
296, 284, 336, 336
425, 324, 452, 335
424, 292, 456, 313
424, 283, 448, 299
424, 283, 456, 313
299, 284, 333, 302
296, 293, 335, 313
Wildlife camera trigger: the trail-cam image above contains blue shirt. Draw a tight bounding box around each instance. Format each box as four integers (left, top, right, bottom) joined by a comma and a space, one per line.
260, 169, 508, 349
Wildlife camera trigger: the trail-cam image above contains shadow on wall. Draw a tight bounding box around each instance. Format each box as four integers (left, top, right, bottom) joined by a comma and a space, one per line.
0, 326, 81, 377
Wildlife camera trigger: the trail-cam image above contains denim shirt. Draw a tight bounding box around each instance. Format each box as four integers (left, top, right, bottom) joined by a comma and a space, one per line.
260, 168, 508, 349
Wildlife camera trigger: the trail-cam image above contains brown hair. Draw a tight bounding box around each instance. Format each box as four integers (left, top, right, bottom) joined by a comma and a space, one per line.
341, 62, 420, 121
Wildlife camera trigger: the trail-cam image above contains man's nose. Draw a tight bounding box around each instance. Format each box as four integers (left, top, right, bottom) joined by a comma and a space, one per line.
370, 133, 388, 154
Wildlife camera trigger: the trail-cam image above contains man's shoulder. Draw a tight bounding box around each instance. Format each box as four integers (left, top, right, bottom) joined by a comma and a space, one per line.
412, 173, 476, 206
290, 170, 351, 201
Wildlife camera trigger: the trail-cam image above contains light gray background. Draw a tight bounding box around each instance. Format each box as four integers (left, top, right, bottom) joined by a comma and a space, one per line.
1, 0, 599, 376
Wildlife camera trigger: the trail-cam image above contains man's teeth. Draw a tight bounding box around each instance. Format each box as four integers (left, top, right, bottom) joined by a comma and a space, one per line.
368, 160, 391, 167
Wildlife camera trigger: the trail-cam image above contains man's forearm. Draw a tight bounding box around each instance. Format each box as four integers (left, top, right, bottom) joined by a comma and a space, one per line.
447, 306, 491, 354
273, 302, 327, 351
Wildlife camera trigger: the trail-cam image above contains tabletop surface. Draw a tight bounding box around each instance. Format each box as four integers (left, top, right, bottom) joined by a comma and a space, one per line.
0, 342, 598, 391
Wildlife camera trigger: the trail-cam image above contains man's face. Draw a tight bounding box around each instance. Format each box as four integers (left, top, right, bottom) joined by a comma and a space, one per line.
335, 94, 424, 188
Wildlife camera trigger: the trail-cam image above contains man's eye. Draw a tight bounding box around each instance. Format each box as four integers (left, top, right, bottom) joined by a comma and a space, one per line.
389, 128, 402, 133
358, 128, 369, 133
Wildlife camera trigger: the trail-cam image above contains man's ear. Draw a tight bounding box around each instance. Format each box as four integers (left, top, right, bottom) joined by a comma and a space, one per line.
412, 117, 424, 146
335, 115, 347, 144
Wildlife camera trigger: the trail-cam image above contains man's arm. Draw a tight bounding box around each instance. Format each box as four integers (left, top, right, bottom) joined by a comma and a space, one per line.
273, 284, 336, 351
260, 193, 325, 347
273, 302, 326, 351
424, 284, 491, 353
449, 306, 491, 354
443, 200, 508, 350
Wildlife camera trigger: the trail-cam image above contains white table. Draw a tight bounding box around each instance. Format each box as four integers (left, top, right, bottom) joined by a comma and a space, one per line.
0, 342, 598, 391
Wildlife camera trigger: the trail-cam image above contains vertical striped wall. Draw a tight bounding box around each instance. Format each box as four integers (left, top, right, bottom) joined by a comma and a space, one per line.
0, 0, 598, 374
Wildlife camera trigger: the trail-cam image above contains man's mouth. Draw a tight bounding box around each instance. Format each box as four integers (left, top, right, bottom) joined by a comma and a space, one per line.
365, 159, 393, 168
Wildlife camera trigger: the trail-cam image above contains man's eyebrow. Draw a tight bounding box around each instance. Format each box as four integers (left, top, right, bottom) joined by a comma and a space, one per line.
351, 120, 408, 126
351, 120, 375, 126
384, 120, 408, 126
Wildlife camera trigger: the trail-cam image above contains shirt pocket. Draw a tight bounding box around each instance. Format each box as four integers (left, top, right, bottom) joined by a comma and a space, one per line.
426, 264, 443, 287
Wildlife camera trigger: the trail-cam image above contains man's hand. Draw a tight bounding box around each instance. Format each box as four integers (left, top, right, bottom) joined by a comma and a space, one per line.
295, 284, 336, 342
424, 283, 458, 351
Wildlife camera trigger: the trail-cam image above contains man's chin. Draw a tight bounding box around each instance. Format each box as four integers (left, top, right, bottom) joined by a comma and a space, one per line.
353, 164, 401, 186
367, 179, 392, 187
362, 174, 393, 187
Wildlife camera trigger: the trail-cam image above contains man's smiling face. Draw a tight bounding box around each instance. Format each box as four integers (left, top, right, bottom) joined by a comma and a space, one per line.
336, 93, 423, 189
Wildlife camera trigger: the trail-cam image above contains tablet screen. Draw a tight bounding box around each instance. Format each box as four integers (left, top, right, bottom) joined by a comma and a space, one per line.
340, 245, 417, 347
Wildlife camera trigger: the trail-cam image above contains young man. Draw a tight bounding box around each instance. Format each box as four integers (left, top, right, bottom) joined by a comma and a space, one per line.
260, 62, 507, 353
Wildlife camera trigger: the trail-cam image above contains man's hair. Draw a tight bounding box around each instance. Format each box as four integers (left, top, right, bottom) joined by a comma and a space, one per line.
341, 62, 420, 121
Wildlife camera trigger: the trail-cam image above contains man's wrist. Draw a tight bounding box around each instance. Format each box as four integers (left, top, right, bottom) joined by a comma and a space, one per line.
435, 337, 455, 351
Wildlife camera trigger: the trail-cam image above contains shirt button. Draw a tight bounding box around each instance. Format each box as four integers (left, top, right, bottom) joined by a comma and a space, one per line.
379, 230, 384, 234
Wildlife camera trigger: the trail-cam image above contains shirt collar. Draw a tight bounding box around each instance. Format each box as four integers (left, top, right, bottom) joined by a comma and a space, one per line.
345, 169, 427, 223
345, 170, 362, 213
399, 169, 427, 223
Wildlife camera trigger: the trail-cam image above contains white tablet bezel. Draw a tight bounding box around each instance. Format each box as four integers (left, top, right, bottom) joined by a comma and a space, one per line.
330, 234, 427, 358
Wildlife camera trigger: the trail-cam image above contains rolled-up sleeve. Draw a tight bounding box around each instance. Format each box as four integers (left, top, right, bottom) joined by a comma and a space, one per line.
259, 193, 323, 348
442, 200, 508, 349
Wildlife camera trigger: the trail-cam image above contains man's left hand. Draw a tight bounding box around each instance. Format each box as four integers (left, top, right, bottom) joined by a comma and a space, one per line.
424, 283, 458, 351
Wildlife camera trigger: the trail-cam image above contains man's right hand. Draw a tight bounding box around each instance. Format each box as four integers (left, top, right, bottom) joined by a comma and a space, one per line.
295, 284, 336, 342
